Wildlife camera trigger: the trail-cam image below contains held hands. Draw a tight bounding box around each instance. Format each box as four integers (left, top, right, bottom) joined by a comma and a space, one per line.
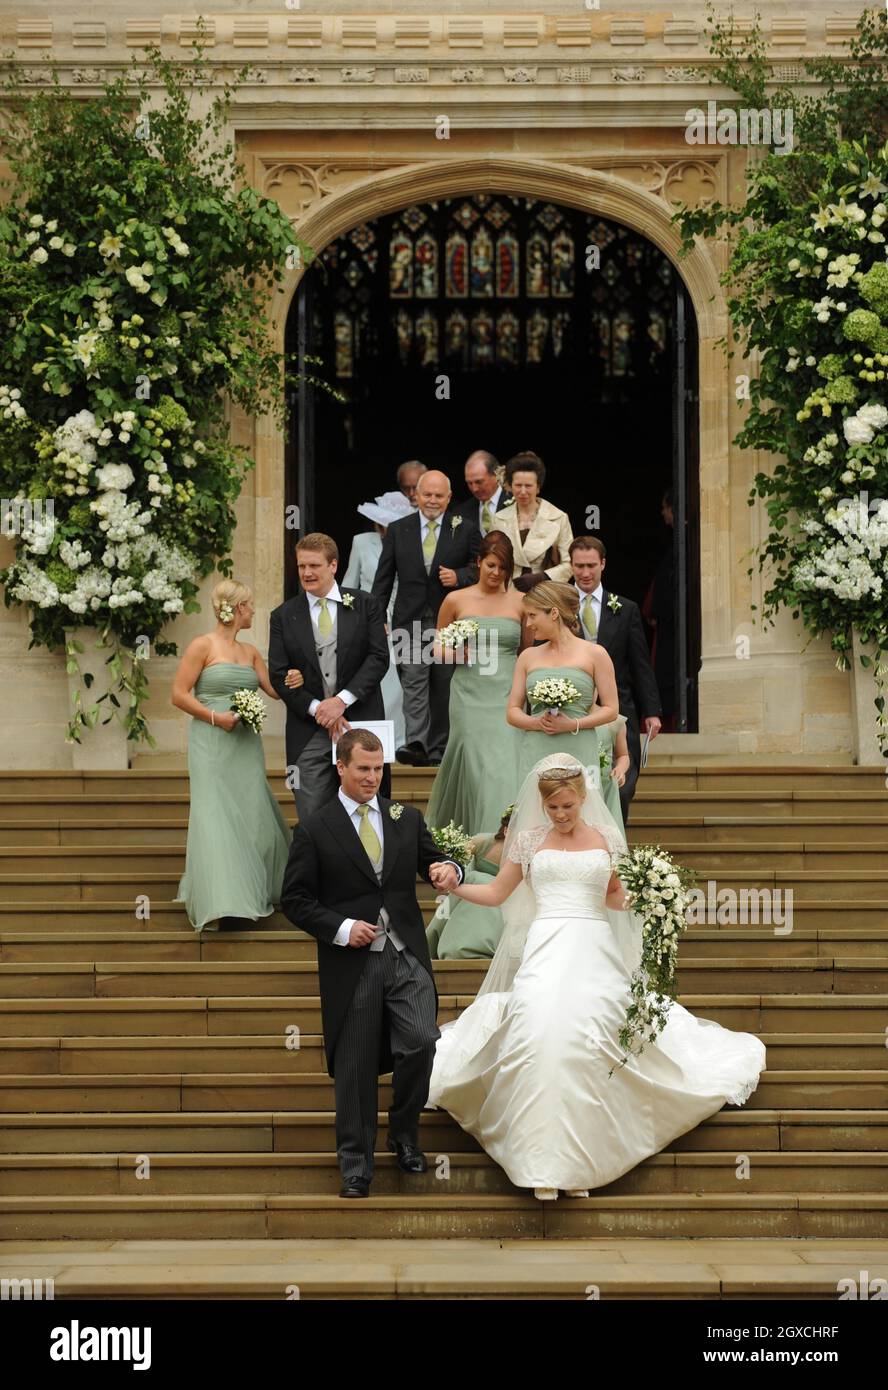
348, 921, 381, 948
429, 861, 459, 892
284, 668, 304, 689
314, 695, 346, 729
539, 710, 574, 734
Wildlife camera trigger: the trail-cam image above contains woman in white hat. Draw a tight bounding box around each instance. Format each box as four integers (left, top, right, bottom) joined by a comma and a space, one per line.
343, 490, 413, 747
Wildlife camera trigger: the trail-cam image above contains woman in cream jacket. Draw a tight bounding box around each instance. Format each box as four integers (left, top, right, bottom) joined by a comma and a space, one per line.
494, 450, 575, 589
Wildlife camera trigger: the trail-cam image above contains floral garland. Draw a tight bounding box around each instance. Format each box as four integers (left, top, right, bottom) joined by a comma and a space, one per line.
0, 46, 305, 745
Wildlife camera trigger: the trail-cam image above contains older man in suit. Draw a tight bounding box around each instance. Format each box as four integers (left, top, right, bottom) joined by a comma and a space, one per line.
570, 535, 661, 823
372, 469, 480, 766
456, 449, 510, 535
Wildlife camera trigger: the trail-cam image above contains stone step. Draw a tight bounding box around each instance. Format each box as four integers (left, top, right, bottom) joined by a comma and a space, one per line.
4, 870, 883, 903
4, 841, 885, 876
0, 1069, 882, 1114
2, 1150, 885, 1198
1, 1191, 886, 1240
4, 1236, 885, 1300
3, 815, 888, 849
2, 900, 884, 932
2, 1108, 883, 1155
2, 1031, 884, 1077
0, 993, 882, 1036
3, 927, 888, 963
5, 788, 888, 824
1, 958, 886, 999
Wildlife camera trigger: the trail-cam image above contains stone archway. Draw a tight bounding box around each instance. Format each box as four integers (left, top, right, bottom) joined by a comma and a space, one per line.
249, 155, 731, 699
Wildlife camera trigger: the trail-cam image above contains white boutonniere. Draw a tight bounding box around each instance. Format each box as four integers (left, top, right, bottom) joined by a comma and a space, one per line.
501, 495, 516, 508
450, 515, 462, 532
341, 592, 355, 609
389, 802, 405, 821
607, 593, 622, 614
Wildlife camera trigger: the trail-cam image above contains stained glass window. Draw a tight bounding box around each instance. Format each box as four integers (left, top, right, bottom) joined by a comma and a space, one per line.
314, 196, 676, 383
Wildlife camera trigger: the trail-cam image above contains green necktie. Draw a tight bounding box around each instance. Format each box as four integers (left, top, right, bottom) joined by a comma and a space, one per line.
316, 597, 333, 636
581, 593, 597, 638
481, 501, 493, 533
422, 519, 439, 561
357, 803, 381, 863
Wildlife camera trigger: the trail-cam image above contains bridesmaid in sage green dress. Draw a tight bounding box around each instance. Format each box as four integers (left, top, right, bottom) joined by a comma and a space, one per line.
425, 531, 526, 834
508, 579, 622, 829
596, 710, 631, 831
427, 812, 513, 959
171, 579, 302, 932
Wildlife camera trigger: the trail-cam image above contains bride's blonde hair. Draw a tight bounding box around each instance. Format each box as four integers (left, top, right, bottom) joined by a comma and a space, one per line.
538, 765, 586, 802
212, 578, 252, 624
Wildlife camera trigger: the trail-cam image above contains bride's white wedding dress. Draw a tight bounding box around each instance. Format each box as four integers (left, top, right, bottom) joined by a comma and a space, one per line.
428, 833, 767, 1193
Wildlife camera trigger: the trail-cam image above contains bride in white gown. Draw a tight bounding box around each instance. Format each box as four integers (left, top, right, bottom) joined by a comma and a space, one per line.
428, 753, 767, 1201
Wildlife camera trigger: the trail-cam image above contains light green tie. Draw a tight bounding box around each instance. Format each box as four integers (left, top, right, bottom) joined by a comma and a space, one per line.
581, 593, 597, 638
422, 519, 439, 561
316, 597, 333, 636
481, 501, 493, 533
356, 803, 381, 863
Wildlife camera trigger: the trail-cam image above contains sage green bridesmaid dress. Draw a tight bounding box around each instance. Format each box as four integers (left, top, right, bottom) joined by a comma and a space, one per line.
426, 834, 506, 959
425, 616, 521, 835
595, 712, 627, 831
176, 662, 291, 931
518, 665, 623, 832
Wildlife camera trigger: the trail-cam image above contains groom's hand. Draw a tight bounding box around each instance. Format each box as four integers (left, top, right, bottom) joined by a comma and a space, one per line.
430, 862, 459, 892
348, 921, 380, 947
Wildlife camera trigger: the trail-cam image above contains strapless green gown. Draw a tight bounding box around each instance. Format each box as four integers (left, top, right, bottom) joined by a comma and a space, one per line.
519, 665, 623, 830
175, 663, 291, 931
596, 713, 627, 831
426, 616, 521, 835
426, 835, 506, 959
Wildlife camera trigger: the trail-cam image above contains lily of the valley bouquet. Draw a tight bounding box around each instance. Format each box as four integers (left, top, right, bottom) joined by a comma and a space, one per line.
438, 618, 480, 663
230, 688, 266, 734
430, 820, 475, 866
529, 675, 582, 716
609, 844, 697, 1073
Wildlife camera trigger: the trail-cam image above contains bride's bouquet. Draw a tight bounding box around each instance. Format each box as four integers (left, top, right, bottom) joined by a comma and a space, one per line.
610, 844, 697, 1072
430, 820, 475, 866
230, 688, 267, 733
529, 675, 582, 715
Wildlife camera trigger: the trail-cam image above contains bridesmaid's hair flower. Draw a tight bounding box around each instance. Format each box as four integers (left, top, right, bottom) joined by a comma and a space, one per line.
218, 600, 235, 624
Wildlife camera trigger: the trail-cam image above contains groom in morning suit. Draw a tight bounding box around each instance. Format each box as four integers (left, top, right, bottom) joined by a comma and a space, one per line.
281, 728, 463, 1197
372, 469, 480, 766
269, 532, 390, 822
570, 536, 662, 824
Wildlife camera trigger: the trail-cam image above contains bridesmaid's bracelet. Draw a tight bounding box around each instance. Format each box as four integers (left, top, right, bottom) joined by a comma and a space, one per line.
210, 711, 215, 727
573, 718, 580, 735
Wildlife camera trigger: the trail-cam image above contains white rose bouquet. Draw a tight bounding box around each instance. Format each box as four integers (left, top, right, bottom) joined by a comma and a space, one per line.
529, 675, 583, 716
230, 688, 266, 734
609, 844, 698, 1072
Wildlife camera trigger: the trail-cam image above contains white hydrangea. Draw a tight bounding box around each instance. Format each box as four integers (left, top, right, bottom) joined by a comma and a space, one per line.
94, 463, 135, 492
794, 500, 888, 603
58, 538, 91, 570
10, 560, 59, 608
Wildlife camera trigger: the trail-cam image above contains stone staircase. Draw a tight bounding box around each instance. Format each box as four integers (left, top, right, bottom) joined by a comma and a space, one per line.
1, 765, 887, 1272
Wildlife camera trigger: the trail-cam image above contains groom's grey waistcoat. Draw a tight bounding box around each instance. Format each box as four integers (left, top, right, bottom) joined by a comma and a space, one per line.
315, 620, 337, 699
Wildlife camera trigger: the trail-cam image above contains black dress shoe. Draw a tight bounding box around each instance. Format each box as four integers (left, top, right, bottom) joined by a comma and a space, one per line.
387, 1137, 428, 1173
339, 1178, 370, 1198
395, 743, 426, 766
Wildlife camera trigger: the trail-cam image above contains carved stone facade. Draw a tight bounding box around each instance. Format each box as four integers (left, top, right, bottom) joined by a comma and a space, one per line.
0, 4, 866, 765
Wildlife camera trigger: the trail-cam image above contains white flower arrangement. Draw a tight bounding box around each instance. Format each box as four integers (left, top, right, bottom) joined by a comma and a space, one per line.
437, 617, 479, 648
607, 593, 622, 614
218, 601, 235, 624
610, 844, 697, 1071
529, 675, 583, 715
430, 820, 473, 865
230, 688, 266, 733
341, 592, 355, 609
450, 514, 463, 532
388, 802, 405, 821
